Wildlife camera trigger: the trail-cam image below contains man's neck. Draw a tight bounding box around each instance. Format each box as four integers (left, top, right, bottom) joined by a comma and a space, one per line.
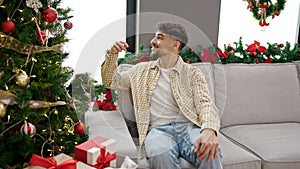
159, 53, 179, 69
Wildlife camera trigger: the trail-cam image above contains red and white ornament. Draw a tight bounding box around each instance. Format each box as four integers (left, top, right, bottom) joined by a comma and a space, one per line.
74, 122, 85, 135
21, 122, 36, 134
36, 30, 47, 42
63, 20, 73, 30
42, 7, 58, 23
1, 20, 15, 33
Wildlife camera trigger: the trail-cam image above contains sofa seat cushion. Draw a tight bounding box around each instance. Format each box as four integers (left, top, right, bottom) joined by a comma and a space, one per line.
221, 123, 300, 169
137, 156, 195, 169
136, 133, 261, 169
219, 133, 261, 169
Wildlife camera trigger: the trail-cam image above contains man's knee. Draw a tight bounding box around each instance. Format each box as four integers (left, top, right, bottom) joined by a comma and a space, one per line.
195, 149, 223, 169
148, 150, 180, 169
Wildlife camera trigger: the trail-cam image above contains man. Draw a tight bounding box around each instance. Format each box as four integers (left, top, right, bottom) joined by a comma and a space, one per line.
101, 22, 222, 169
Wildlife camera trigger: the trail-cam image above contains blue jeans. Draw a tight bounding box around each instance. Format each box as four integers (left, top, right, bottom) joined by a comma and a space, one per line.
144, 122, 223, 169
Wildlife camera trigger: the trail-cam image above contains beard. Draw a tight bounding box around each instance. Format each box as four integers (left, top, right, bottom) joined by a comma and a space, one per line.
150, 48, 170, 59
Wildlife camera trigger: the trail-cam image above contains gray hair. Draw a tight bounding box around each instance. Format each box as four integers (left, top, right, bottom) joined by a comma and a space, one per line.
156, 22, 188, 50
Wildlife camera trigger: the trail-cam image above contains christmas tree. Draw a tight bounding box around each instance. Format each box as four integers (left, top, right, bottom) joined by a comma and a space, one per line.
0, 0, 89, 168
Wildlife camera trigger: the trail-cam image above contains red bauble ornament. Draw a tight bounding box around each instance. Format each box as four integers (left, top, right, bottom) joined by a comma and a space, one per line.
21, 122, 36, 135
1, 20, 15, 33
42, 7, 58, 23
36, 30, 47, 42
74, 122, 85, 135
64, 20, 73, 29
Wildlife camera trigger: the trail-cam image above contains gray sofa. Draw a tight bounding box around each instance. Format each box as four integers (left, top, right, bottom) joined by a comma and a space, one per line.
87, 62, 300, 169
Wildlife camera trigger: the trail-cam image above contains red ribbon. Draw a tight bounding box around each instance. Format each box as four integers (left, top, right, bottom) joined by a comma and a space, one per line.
29, 154, 77, 169
93, 149, 116, 169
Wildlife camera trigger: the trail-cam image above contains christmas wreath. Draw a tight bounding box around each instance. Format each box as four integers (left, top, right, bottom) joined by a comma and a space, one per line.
245, 0, 286, 27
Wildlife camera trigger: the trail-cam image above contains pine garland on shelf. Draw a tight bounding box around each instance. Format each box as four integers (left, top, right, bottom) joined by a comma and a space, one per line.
118, 37, 300, 65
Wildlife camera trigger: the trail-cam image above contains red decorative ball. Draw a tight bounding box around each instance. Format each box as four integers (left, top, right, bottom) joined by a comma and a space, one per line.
42, 7, 58, 23
74, 122, 85, 135
20, 122, 36, 135
1, 20, 15, 33
64, 20, 73, 30
36, 30, 47, 42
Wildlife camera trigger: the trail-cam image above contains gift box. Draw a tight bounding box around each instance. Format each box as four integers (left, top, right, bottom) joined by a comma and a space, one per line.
26, 153, 95, 169
75, 136, 117, 168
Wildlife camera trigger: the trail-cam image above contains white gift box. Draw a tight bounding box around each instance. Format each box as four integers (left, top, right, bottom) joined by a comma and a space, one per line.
75, 136, 117, 167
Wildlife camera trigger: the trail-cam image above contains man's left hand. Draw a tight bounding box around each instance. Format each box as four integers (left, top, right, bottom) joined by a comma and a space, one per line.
194, 129, 218, 163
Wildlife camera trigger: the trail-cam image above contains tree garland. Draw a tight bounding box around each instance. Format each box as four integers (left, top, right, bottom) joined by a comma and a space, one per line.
245, 0, 286, 27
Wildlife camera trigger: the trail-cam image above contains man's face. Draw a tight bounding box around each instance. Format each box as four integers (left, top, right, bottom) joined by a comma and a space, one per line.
150, 31, 178, 58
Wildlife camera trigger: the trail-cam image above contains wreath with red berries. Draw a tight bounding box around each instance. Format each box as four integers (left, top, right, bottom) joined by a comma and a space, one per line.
245, 0, 286, 26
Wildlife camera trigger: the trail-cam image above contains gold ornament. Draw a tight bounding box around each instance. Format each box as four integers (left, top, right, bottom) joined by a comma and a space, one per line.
0, 102, 7, 119
0, 90, 17, 105
15, 70, 30, 87
27, 100, 66, 109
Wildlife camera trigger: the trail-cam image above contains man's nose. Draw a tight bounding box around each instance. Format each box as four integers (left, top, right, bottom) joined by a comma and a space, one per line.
150, 37, 156, 46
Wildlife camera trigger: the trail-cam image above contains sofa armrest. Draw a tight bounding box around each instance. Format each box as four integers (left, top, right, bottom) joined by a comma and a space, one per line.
85, 110, 139, 167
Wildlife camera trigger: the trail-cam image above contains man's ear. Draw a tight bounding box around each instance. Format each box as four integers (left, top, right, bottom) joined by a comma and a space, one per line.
174, 40, 181, 51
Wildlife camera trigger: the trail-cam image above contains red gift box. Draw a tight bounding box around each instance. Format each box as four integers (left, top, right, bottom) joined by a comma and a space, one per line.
75, 136, 116, 168
26, 153, 95, 169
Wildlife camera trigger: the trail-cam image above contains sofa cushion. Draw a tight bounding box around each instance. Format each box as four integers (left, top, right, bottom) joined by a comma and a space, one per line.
136, 133, 262, 169
137, 156, 195, 169
294, 61, 300, 84
219, 134, 261, 169
213, 63, 300, 127
221, 123, 300, 169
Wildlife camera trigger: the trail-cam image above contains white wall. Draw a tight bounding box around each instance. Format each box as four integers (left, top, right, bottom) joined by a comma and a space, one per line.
60, 0, 300, 83
60, 0, 126, 82
218, 0, 300, 49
